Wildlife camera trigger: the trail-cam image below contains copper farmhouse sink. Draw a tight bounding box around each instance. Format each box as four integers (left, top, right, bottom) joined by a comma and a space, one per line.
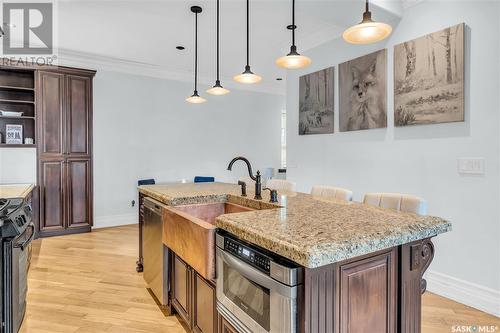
162, 202, 254, 280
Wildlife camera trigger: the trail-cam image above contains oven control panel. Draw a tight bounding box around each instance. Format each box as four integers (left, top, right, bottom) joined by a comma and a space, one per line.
225, 238, 271, 273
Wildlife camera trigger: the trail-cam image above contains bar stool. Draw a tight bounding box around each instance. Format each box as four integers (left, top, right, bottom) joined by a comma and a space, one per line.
266, 179, 296, 191
363, 192, 428, 215
311, 185, 353, 201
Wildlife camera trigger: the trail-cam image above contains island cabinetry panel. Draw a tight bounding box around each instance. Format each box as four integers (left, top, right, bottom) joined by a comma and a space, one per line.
218, 314, 238, 333
302, 248, 397, 333
171, 253, 217, 333
36, 68, 95, 237
339, 251, 396, 333
399, 239, 435, 333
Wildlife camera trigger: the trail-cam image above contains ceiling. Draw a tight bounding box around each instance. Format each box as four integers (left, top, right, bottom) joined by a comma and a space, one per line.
56, 0, 405, 94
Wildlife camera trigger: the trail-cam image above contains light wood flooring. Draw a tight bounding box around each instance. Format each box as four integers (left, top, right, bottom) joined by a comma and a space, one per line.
20, 224, 499, 333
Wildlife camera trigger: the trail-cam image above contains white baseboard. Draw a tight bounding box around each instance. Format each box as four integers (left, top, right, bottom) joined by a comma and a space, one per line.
93, 213, 137, 229
425, 270, 500, 317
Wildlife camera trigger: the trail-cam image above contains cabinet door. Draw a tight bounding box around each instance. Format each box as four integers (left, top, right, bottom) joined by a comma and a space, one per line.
173, 254, 192, 327
193, 273, 216, 333
219, 316, 238, 333
37, 71, 65, 156
66, 158, 92, 228
339, 250, 396, 333
39, 159, 65, 232
65, 75, 91, 155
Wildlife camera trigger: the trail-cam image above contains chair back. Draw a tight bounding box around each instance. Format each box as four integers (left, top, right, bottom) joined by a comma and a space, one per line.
266, 179, 296, 191
194, 176, 215, 183
138, 179, 155, 186
311, 185, 353, 201
363, 192, 428, 215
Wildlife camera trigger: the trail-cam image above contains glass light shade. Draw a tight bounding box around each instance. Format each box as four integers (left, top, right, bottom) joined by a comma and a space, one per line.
234, 71, 262, 84
276, 54, 311, 69
186, 94, 206, 104
206, 85, 230, 95
343, 20, 392, 44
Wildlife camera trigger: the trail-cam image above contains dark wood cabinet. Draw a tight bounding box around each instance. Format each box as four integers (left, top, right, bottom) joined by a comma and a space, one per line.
66, 158, 92, 228
173, 254, 191, 326
171, 253, 217, 333
38, 71, 64, 155
39, 159, 65, 232
66, 75, 91, 156
36, 68, 95, 237
218, 315, 238, 333
339, 251, 396, 333
193, 273, 216, 333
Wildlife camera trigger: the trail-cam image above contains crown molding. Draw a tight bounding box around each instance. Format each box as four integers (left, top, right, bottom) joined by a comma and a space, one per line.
56, 48, 285, 96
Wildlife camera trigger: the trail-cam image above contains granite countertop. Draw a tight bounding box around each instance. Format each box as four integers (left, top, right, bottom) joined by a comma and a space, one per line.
139, 182, 452, 268
0, 184, 35, 199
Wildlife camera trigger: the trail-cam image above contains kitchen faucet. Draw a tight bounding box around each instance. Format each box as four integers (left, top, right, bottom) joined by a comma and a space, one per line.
227, 156, 262, 200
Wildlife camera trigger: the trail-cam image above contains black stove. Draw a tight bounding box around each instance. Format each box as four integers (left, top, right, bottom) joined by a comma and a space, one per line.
0, 198, 32, 239
1, 197, 34, 333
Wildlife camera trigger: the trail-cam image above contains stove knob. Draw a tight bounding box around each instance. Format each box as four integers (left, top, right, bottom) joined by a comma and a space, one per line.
16, 216, 24, 227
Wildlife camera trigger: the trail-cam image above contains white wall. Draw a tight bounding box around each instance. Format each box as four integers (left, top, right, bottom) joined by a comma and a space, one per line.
93, 70, 283, 228
286, 1, 500, 315
0, 148, 37, 184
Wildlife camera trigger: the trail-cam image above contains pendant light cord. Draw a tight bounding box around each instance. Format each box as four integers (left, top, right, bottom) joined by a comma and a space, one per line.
365, 0, 369, 12
246, 0, 249, 67
216, 0, 220, 81
194, 11, 198, 93
292, 0, 295, 47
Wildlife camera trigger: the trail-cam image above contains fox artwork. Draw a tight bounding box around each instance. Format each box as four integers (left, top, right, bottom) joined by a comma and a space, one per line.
339, 49, 387, 132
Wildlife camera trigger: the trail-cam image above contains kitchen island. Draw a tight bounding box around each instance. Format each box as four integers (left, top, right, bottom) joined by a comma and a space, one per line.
138, 182, 451, 333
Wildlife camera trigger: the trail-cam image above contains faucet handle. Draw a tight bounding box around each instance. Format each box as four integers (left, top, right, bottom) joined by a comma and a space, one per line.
263, 188, 278, 203
237, 180, 247, 197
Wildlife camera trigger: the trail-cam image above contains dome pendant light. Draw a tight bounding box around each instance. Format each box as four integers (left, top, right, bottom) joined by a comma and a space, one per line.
343, 0, 392, 45
186, 6, 206, 104
234, 0, 261, 84
207, 0, 230, 95
275, 0, 311, 70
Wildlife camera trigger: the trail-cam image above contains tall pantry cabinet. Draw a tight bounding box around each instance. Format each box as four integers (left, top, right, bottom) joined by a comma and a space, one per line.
36, 67, 95, 237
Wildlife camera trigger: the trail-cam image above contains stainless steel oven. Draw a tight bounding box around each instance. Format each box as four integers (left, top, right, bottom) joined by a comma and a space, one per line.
215, 231, 302, 333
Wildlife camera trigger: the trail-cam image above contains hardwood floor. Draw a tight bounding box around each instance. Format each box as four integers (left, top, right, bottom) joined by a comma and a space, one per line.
21, 224, 499, 333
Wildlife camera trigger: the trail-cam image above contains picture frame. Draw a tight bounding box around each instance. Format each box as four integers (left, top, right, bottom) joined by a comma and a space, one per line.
6, 124, 23, 144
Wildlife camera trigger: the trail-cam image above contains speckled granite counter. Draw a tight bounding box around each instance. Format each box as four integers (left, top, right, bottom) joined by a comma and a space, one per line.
0, 184, 35, 199
139, 182, 451, 268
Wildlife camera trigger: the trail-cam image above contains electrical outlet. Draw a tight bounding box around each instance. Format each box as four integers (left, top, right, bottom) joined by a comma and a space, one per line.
457, 158, 485, 175
131, 200, 135, 207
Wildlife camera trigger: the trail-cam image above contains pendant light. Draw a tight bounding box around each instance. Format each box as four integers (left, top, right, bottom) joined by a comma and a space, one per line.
207, 0, 230, 95
234, 0, 261, 84
343, 0, 392, 45
186, 6, 206, 104
275, 0, 311, 70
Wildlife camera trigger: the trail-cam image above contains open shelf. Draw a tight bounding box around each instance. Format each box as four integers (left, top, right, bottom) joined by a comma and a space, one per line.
0, 68, 36, 147
0, 99, 34, 104
0, 115, 35, 120
0, 85, 35, 91
0, 144, 36, 148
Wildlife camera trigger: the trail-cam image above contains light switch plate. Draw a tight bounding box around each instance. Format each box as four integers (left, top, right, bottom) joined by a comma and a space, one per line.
457, 158, 485, 175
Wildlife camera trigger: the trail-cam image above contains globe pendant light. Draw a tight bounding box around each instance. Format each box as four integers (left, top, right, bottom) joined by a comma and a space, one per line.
207, 0, 230, 95
186, 6, 206, 104
275, 0, 311, 70
343, 0, 392, 45
234, 0, 261, 84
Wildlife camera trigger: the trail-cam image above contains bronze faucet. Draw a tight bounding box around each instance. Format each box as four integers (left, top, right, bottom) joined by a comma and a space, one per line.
227, 156, 262, 200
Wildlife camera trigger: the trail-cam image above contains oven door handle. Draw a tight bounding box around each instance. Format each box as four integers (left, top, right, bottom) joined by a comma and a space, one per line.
217, 247, 297, 298
14, 223, 35, 251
